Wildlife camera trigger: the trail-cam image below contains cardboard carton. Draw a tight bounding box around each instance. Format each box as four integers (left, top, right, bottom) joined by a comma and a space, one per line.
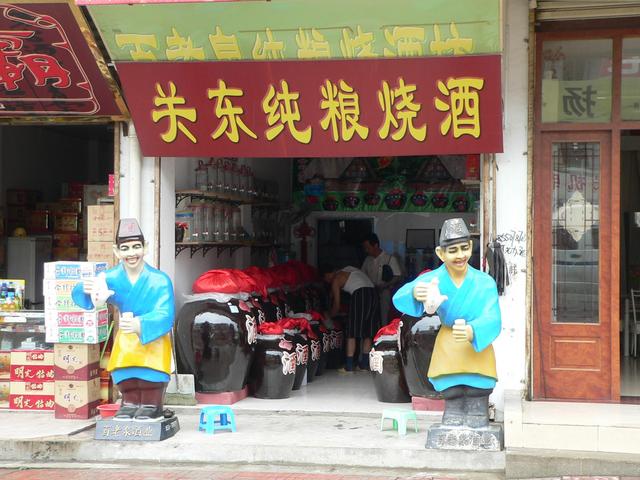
44, 261, 108, 280
54, 212, 79, 233
10, 350, 55, 382
54, 377, 101, 419
54, 344, 100, 381
45, 323, 109, 345
0, 351, 9, 379
0, 380, 9, 408
9, 381, 55, 410
87, 205, 114, 242
45, 309, 108, 328
87, 241, 115, 267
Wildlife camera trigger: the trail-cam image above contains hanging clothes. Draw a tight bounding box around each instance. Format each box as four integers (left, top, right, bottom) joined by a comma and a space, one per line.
484, 241, 509, 296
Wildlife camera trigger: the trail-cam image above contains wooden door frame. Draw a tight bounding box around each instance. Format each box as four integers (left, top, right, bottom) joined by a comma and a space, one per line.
532, 131, 618, 401
532, 29, 635, 401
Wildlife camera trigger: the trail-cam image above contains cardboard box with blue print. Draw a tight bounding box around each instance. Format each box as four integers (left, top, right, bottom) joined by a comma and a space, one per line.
44, 261, 108, 280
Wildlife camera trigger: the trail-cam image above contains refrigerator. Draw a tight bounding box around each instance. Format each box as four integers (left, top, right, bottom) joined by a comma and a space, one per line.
7, 236, 52, 308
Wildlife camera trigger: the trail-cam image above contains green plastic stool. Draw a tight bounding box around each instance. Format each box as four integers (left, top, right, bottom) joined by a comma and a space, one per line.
380, 408, 419, 435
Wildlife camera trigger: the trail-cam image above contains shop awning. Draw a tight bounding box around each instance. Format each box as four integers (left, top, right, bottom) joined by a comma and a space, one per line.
0, 1, 127, 121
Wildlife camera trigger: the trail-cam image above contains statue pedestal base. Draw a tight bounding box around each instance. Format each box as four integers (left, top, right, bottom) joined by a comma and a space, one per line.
95, 415, 180, 441
426, 423, 503, 451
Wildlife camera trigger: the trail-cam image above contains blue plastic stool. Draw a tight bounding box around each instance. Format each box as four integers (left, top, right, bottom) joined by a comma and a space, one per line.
199, 405, 237, 434
380, 408, 419, 436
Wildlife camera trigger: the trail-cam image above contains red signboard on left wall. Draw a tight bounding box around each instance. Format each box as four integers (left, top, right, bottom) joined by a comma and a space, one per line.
0, 2, 124, 117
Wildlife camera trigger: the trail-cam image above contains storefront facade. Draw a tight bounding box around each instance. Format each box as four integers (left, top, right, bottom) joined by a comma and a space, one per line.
76, 0, 533, 419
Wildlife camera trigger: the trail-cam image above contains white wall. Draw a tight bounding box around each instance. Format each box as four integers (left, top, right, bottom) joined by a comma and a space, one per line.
492, 0, 530, 413
160, 156, 293, 311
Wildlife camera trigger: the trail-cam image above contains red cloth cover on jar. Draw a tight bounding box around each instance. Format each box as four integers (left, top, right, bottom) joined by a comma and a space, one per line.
373, 318, 402, 341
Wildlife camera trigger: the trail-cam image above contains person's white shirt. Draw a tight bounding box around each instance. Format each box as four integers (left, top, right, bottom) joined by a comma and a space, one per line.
362, 251, 401, 287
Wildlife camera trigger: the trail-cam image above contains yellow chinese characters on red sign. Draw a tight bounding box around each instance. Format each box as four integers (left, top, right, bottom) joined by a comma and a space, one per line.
125, 56, 503, 157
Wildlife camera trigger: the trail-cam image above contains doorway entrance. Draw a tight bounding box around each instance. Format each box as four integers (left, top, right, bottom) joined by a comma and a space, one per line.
533, 131, 615, 401
620, 130, 640, 400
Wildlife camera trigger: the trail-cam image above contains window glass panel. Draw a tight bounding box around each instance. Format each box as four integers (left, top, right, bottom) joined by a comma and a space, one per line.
552, 142, 600, 323
622, 38, 640, 121
542, 40, 612, 123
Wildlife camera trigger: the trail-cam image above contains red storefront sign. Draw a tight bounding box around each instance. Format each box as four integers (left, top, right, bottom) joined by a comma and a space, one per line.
117, 55, 502, 158
0, 3, 124, 117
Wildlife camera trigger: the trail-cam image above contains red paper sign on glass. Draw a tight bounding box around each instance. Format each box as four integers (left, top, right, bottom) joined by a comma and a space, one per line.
117, 55, 503, 158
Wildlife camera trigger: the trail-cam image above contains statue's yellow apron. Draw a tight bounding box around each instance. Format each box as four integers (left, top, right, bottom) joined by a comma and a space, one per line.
107, 330, 172, 375
427, 326, 497, 379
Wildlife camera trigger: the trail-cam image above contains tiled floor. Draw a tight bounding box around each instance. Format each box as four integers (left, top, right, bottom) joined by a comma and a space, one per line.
621, 355, 640, 397
232, 369, 423, 415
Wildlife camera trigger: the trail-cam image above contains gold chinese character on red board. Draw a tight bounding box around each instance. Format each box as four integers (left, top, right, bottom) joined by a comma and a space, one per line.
262, 80, 311, 144
152, 81, 198, 143
377, 78, 426, 141
320, 79, 368, 142
435, 77, 484, 138
208, 79, 257, 143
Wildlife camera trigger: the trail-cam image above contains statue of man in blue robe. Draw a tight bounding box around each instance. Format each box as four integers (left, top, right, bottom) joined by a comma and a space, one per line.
393, 218, 501, 428
72, 218, 175, 421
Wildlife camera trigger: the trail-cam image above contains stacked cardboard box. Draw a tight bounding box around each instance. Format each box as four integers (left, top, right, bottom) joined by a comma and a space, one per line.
0, 351, 9, 408
8, 350, 55, 410
43, 261, 109, 344
43, 261, 110, 419
87, 205, 115, 267
53, 344, 101, 419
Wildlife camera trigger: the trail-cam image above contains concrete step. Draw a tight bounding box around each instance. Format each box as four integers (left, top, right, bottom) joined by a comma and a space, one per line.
506, 447, 640, 479
0, 410, 505, 474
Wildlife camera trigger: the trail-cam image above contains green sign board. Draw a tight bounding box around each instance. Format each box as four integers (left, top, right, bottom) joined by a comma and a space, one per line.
293, 156, 480, 213
88, 0, 501, 62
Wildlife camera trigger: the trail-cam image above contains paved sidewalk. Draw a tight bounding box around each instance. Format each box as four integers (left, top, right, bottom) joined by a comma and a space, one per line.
0, 468, 497, 480
1, 468, 640, 480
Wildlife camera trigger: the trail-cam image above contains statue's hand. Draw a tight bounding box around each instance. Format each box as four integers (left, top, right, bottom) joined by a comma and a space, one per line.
414, 278, 448, 314
87, 273, 114, 306
452, 319, 474, 343
119, 312, 141, 336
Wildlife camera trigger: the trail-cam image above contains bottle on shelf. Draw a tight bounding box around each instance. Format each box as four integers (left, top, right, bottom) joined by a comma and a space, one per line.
195, 160, 208, 192
212, 202, 223, 242
231, 206, 241, 241
190, 202, 205, 243
203, 203, 214, 242
222, 159, 232, 193
223, 205, 231, 242
207, 158, 218, 192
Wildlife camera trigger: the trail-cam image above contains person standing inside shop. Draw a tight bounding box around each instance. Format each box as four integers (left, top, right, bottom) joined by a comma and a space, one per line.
72, 218, 175, 421
361, 233, 402, 324
392, 218, 501, 428
321, 264, 380, 372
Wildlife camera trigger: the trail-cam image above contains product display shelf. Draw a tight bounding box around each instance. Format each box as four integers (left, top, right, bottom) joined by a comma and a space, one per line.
175, 240, 274, 258
0, 310, 48, 350
175, 189, 280, 208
